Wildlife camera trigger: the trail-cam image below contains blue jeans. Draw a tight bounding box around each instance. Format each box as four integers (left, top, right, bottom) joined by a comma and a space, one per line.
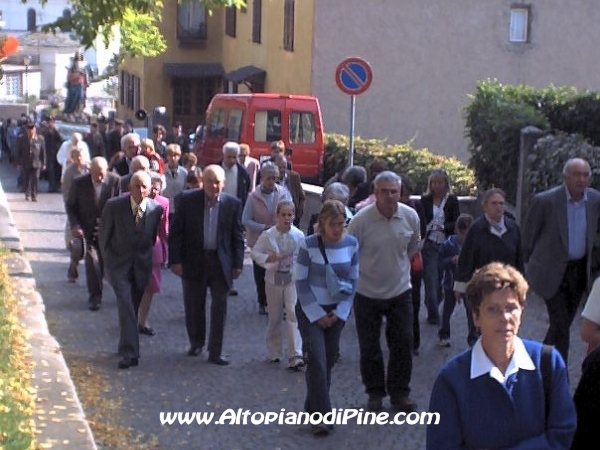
297, 305, 345, 415
438, 288, 478, 346
422, 240, 442, 323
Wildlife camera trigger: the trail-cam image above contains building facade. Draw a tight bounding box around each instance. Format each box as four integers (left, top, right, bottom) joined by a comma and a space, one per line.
118, 0, 600, 160
117, 0, 314, 133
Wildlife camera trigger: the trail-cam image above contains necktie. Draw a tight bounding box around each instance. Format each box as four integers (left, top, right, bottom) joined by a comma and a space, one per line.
135, 205, 143, 226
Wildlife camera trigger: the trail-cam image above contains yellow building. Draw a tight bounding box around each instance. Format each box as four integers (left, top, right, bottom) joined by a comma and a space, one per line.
117, 0, 314, 133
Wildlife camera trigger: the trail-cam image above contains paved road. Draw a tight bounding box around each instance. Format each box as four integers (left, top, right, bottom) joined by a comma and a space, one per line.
0, 161, 587, 449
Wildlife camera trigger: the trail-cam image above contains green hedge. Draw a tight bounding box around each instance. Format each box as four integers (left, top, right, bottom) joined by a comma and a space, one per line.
323, 134, 477, 196
465, 80, 600, 203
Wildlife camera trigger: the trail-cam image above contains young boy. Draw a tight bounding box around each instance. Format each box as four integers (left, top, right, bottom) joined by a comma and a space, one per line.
437, 213, 475, 347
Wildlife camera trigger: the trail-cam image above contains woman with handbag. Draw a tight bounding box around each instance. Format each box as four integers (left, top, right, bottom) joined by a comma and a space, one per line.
295, 200, 359, 436
419, 169, 461, 325
250, 200, 305, 370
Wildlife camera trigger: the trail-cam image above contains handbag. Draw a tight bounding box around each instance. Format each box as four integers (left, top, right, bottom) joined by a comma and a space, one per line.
317, 236, 353, 300
410, 251, 423, 273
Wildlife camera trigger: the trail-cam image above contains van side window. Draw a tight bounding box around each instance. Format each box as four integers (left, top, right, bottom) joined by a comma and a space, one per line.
289, 111, 316, 144
255, 110, 282, 142
227, 109, 243, 141
208, 108, 226, 137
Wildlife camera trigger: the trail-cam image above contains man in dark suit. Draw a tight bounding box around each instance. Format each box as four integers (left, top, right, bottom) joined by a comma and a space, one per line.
65, 156, 121, 310
84, 122, 106, 159
42, 117, 64, 193
169, 165, 245, 365
120, 155, 150, 193
99, 171, 163, 369
110, 132, 141, 177
17, 120, 46, 201
524, 158, 600, 364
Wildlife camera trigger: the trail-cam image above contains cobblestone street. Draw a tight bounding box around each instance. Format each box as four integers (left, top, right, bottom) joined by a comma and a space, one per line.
0, 161, 587, 449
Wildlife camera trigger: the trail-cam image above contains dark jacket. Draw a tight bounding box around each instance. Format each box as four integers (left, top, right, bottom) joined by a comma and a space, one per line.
65, 172, 121, 242
168, 190, 244, 288
218, 160, 251, 207
455, 215, 524, 285
17, 133, 46, 169
420, 193, 461, 237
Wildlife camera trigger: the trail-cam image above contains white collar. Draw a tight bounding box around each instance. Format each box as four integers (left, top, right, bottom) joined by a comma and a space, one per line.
470, 336, 535, 385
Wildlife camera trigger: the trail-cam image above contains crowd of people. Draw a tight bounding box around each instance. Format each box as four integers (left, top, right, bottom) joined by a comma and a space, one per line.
3, 114, 599, 446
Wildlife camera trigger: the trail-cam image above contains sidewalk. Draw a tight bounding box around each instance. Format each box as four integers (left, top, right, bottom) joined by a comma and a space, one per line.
0, 169, 96, 449
0, 160, 587, 449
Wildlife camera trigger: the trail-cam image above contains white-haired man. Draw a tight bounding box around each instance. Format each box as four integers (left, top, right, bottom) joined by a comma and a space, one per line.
220, 141, 251, 208
57, 132, 91, 180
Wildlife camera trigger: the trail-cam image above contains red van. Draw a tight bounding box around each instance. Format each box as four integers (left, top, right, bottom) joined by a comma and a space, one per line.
193, 93, 325, 183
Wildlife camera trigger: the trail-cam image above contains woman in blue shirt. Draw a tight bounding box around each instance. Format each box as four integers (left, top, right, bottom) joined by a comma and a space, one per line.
427, 262, 576, 449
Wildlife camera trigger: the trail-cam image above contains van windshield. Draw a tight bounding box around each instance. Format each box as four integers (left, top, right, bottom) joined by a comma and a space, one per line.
289, 111, 316, 144
255, 110, 282, 142
207, 108, 226, 137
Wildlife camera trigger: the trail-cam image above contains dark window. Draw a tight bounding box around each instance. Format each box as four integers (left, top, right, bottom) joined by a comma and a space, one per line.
173, 81, 192, 115
252, 0, 262, 43
134, 77, 141, 111
289, 111, 316, 144
208, 108, 226, 138
194, 79, 217, 114
255, 110, 282, 142
225, 6, 236, 37
283, 0, 294, 51
119, 70, 126, 106
177, 0, 208, 42
227, 109, 244, 141
27, 8, 36, 31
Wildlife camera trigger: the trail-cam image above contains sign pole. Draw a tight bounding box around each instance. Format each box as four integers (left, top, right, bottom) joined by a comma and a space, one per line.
349, 95, 356, 168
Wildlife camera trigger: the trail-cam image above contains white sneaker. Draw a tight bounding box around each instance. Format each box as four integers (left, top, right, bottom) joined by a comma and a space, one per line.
438, 338, 451, 347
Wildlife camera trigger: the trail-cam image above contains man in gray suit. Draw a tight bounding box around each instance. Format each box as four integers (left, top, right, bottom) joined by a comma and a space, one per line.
524, 158, 600, 364
99, 171, 163, 369
169, 165, 245, 366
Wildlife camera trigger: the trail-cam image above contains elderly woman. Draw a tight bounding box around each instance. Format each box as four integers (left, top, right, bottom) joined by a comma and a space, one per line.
243, 161, 292, 315
453, 188, 523, 345
419, 169, 461, 325
427, 262, 576, 449
295, 200, 359, 436
307, 182, 353, 236
138, 173, 169, 336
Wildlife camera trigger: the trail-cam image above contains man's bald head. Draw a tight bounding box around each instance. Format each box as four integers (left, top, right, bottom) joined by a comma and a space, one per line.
130, 155, 150, 173
90, 157, 108, 184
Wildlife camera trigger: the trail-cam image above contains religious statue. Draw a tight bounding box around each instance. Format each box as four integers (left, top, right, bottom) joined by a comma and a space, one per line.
63, 51, 89, 115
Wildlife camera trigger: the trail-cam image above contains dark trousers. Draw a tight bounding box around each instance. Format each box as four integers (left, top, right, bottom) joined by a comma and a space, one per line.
438, 288, 478, 346
22, 166, 40, 198
46, 155, 61, 192
252, 261, 267, 307
182, 252, 230, 358
84, 240, 104, 305
354, 290, 413, 400
109, 268, 145, 359
296, 304, 344, 414
544, 258, 587, 364
410, 271, 422, 351
422, 240, 443, 323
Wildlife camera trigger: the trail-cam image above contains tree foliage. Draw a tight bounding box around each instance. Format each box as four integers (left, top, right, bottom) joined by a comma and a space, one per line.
22, 0, 247, 58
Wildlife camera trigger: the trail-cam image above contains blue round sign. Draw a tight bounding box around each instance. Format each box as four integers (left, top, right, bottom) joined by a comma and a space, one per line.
335, 57, 373, 95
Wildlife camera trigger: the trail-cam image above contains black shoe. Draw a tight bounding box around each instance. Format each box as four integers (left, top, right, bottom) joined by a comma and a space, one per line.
89, 302, 100, 311
139, 325, 155, 336
229, 288, 238, 296
118, 357, 139, 369
367, 395, 383, 412
258, 305, 267, 315
31, 197, 38, 202
187, 346, 202, 357
208, 356, 230, 366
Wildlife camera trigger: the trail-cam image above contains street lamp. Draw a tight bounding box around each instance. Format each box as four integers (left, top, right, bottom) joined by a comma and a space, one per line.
23, 55, 31, 104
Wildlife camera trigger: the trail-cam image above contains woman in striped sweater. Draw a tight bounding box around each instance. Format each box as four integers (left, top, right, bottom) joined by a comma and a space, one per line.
295, 200, 359, 436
